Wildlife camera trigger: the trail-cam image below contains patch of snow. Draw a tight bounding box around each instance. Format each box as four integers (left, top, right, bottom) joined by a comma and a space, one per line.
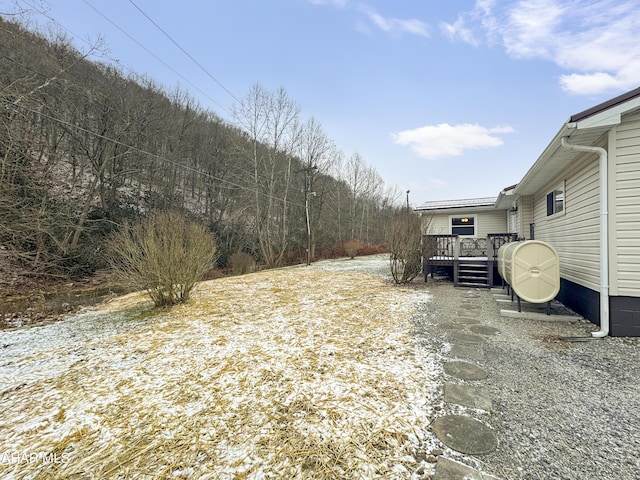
1, 255, 439, 478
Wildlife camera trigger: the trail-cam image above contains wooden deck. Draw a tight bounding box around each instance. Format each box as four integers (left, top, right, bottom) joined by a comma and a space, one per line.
423, 233, 518, 287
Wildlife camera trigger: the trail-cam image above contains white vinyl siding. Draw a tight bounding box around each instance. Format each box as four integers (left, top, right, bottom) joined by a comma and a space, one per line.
423, 210, 507, 237
612, 111, 640, 296
424, 214, 450, 235
480, 210, 509, 236
532, 154, 601, 291
518, 195, 534, 239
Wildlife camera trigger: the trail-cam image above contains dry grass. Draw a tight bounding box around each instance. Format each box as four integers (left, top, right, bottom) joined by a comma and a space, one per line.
0, 264, 436, 479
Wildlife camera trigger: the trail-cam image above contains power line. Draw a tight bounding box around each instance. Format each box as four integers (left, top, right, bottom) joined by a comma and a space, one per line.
0, 17, 264, 198
1, 97, 305, 210
18, 0, 154, 86
16, 0, 234, 117
1, 7, 309, 209
128, 0, 241, 104
0, 43, 258, 191
20, 0, 95, 48
81, 0, 232, 116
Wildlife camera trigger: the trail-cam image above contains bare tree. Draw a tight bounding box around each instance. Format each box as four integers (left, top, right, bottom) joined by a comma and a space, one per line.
326, 151, 348, 246
0, 18, 104, 275
1, 15, 407, 285
233, 84, 301, 268
389, 209, 422, 284
345, 153, 366, 240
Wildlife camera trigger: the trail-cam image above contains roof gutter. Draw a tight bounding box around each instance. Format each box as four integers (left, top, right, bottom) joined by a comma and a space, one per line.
560, 136, 609, 338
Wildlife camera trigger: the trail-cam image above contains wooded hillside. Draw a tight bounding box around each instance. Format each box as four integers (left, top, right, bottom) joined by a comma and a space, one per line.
0, 17, 400, 285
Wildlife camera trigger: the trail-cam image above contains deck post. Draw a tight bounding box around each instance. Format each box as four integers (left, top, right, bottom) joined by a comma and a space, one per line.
487, 234, 494, 287
453, 236, 460, 286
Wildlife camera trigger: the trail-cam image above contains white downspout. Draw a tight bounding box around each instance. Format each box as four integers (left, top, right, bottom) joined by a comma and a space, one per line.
561, 137, 609, 337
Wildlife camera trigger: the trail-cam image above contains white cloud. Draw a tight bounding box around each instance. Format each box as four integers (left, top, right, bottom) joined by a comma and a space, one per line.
440, 0, 492, 47
443, 0, 640, 95
360, 6, 429, 37
311, 1, 429, 37
440, 17, 479, 47
501, 0, 565, 59
393, 123, 514, 160
559, 72, 623, 96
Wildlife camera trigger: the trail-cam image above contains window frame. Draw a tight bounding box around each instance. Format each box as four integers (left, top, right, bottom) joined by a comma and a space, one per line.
449, 214, 477, 237
546, 181, 565, 217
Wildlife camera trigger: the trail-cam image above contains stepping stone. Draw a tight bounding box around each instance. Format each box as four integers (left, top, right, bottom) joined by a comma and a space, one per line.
437, 323, 466, 331
448, 332, 487, 344
449, 344, 485, 361
458, 303, 476, 310
443, 361, 487, 381
462, 293, 480, 298
432, 415, 498, 454
469, 325, 501, 336
444, 383, 493, 411
454, 316, 481, 325
435, 457, 500, 480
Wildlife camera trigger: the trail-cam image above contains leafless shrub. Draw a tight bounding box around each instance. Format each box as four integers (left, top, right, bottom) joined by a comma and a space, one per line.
388, 210, 422, 284
229, 251, 256, 275
107, 211, 217, 307
343, 239, 363, 259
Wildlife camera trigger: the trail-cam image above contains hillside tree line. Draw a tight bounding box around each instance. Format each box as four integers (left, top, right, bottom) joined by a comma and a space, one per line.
0, 17, 402, 282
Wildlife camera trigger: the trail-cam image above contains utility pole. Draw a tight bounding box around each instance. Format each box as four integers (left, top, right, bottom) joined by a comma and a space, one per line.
406, 190, 410, 210
302, 165, 318, 265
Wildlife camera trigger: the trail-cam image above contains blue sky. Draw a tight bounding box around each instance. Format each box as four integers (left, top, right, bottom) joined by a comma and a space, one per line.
7, 0, 640, 204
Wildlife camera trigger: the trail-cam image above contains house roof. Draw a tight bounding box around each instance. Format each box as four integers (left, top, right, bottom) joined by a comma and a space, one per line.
415, 196, 497, 211
495, 184, 518, 209
570, 86, 640, 123
515, 85, 640, 196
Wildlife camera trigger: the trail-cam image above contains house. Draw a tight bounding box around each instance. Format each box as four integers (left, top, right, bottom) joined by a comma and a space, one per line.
417, 86, 640, 337
416, 194, 517, 289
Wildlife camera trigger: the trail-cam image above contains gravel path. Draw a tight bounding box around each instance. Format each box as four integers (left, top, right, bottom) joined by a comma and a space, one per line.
413, 278, 640, 480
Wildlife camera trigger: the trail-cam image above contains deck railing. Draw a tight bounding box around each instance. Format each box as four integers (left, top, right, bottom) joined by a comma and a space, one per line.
422, 233, 518, 284
422, 234, 459, 262
486, 233, 518, 261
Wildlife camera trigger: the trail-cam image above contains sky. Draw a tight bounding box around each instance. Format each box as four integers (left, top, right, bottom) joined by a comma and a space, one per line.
4, 0, 640, 205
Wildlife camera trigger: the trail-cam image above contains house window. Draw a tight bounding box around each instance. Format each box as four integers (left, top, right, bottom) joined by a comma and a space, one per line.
451, 216, 475, 236
546, 182, 565, 216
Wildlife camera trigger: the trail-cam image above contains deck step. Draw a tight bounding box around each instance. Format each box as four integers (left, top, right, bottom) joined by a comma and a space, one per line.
459, 277, 488, 283
457, 282, 490, 288
456, 260, 490, 287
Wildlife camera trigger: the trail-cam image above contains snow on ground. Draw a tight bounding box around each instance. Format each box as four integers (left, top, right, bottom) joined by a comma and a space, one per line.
0, 255, 438, 479
306, 253, 392, 275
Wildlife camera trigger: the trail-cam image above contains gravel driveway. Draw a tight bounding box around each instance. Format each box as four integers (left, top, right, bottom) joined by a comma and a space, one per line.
413, 278, 640, 480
